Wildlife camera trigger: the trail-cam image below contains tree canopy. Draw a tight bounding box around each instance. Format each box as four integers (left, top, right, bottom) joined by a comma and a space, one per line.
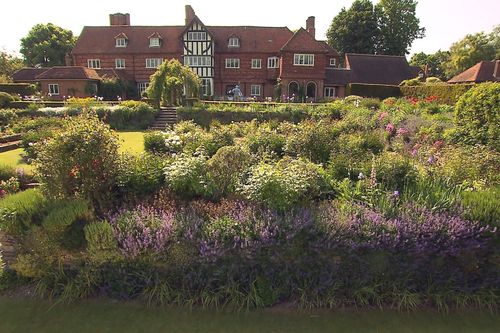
375, 0, 425, 55
409, 50, 451, 81
147, 59, 201, 107
326, 0, 379, 55
327, 0, 425, 56
20, 23, 76, 67
0, 51, 24, 82
445, 31, 498, 78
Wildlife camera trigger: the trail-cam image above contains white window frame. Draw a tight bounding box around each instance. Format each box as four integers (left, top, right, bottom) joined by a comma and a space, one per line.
267, 57, 279, 69
250, 84, 261, 96
329, 58, 337, 67
187, 31, 207, 41
138, 82, 150, 95
149, 37, 161, 47
115, 38, 127, 48
225, 58, 240, 69
48, 83, 59, 95
184, 56, 212, 67
201, 78, 213, 96
251, 59, 262, 69
324, 87, 336, 98
146, 58, 163, 68
293, 54, 314, 66
87, 59, 101, 69
115, 58, 126, 69
228, 37, 240, 48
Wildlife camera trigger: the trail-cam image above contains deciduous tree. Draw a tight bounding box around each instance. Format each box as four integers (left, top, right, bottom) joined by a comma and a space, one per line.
20, 23, 76, 67
375, 0, 425, 55
326, 0, 379, 55
409, 50, 450, 81
0, 51, 24, 82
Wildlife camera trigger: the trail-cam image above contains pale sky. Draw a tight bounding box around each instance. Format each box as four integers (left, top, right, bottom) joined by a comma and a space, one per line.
1, 0, 499, 58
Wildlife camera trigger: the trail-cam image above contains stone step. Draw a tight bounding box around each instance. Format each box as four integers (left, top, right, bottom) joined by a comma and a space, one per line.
0, 140, 21, 153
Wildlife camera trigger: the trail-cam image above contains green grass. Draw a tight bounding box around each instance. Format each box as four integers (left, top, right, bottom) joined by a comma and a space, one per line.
0, 132, 145, 172
0, 298, 498, 333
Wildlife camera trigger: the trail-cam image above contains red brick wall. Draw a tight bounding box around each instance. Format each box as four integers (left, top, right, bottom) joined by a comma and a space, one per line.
39, 79, 98, 100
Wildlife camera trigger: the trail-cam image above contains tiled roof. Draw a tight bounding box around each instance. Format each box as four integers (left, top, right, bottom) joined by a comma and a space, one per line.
35, 66, 100, 80
325, 68, 351, 85
72, 26, 185, 54
319, 41, 340, 57
209, 26, 293, 53
95, 68, 133, 81
281, 28, 329, 53
12, 68, 48, 82
345, 53, 417, 85
448, 60, 500, 83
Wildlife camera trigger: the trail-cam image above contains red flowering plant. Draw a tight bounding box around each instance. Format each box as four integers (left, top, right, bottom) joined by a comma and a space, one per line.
35, 111, 120, 212
0, 177, 20, 198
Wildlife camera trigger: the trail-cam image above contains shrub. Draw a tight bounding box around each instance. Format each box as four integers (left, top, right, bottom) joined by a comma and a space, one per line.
164, 153, 208, 198
425, 77, 442, 83
285, 120, 339, 163
0, 177, 20, 197
0, 108, 17, 126
0, 92, 15, 108
0, 164, 16, 181
116, 153, 165, 198
246, 125, 287, 157
144, 131, 182, 155
454, 82, 500, 148
360, 98, 381, 109
239, 157, 327, 210
206, 146, 253, 199
35, 112, 120, 212
0, 83, 37, 96
42, 199, 94, 250
0, 189, 46, 235
84, 221, 121, 263
199, 125, 234, 156
375, 152, 417, 190
461, 187, 500, 227
347, 84, 401, 99
105, 102, 157, 130
401, 84, 473, 105
21, 129, 56, 162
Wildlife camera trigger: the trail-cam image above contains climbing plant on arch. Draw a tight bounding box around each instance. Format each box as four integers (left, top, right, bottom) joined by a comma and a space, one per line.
147, 59, 201, 107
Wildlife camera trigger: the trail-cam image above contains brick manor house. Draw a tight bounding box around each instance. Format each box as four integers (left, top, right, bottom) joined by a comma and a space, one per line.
69, 5, 343, 100
14, 5, 419, 101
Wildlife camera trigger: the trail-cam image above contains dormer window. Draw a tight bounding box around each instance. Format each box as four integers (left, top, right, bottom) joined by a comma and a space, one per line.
228, 37, 240, 48
116, 37, 127, 47
150, 37, 160, 47
329, 58, 337, 67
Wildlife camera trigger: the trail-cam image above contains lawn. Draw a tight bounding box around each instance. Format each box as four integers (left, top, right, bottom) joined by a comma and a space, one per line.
0, 132, 145, 171
0, 298, 498, 333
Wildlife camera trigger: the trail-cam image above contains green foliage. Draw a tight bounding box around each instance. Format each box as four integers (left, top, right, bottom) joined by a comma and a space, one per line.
206, 146, 253, 199
246, 124, 287, 157
326, 0, 379, 55
375, 152, 417, 190
0, 92, 15, 108
164, 153, 208, 198
21, 127, 56, 161
84, 221, 120, 263
400, 84, 473, 104
42, 199, 93, 250
446, 32, 497, 78
375, 0, 425, 55
461, 187, 500, 226
102, 102, 157, 130
0, 83, 37, 96
0, 51, 24, 81
0, 164, 16, 181
99, 78, 137, 101
147, 59, 200, 107
0, 189, 46, 235
144, 131, 169, 154
0, 108, 17, 126
35, 112, 120, 212
240, 157, 327, 210
116, 153, 165, 198
347, 84, 401, 99
409, 51, 451, 81
20, 23, 76, 67
454, 82, 500, 147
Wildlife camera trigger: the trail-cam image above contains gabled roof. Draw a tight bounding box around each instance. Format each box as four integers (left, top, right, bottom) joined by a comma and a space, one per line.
345, 53, 416, 85
281, 28, 328, 53
209, 26, 293, 53
35, 66, 100, 80
72, 26, 185, 54
448, 60, 500, 83
95, 68, 133, 81
114, 32, 128, 39
147, 32, 163, 39
319, 41, 340, 57
325, 68, 351, 85
12, 68, 48, 82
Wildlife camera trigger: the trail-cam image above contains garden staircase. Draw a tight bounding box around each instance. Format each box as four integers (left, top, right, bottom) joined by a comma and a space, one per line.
0, 231, 17, 268
0, 134, 22, 153
150, 107, 178, 130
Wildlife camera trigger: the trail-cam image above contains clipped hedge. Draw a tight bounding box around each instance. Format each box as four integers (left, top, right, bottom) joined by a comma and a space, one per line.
347, 84, 401, 99
0, 83, 37, 96
401, 84, 473, 105
177, 108, 308, 127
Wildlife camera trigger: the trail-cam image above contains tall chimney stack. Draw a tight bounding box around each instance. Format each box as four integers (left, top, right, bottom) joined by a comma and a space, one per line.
110, 13, 130, 26
306, 16, 315, 39
185, 5, 196, 25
